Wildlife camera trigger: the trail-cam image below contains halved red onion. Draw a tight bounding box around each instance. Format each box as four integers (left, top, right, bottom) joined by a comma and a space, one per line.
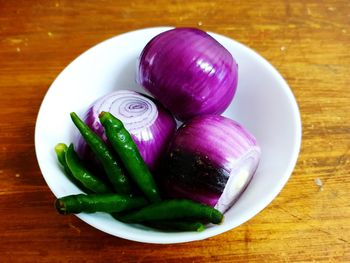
75, 90, 177, 171
160, 115, 260, 213
137, 28, 238, 121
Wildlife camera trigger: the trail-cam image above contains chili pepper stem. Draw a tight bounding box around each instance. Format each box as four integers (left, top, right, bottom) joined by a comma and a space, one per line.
55, 199, 66, 215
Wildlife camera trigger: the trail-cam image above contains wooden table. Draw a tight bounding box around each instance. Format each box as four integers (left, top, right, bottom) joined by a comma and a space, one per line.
1, 0, 349, 262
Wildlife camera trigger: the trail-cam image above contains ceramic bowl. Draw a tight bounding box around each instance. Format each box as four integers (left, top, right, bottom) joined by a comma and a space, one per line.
35, 27, 301, 244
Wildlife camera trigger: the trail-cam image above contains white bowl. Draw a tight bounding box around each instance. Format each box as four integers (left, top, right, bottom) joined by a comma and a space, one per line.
35, 27, 301, 244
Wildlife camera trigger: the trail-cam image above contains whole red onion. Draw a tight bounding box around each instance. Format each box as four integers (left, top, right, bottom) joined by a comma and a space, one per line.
160, 115, 260, 213
137, 28, 238, 121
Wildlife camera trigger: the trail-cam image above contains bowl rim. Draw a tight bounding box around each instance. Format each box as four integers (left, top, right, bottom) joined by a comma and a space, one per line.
35, 26, 302, 244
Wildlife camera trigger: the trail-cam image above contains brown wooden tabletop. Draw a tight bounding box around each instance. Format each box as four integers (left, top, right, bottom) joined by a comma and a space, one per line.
1, 0, 349, 262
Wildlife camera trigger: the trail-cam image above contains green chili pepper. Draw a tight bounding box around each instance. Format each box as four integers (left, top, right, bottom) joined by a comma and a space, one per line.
55, 143, 71, 175
145, 221, 205, 232
70, 112, 131, 194
99, 111, 161, 203
55, 143, 93, 193
55, 193, 148, 215
65, 144, 111, 194
118, 199, 223, 224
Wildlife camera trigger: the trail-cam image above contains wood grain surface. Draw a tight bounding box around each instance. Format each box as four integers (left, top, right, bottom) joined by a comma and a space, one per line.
0, 0, 349, 262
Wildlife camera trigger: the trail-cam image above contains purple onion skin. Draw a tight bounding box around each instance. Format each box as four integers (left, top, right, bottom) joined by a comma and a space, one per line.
75, 90, 177, 171
137, 28, 238, 121
160, 115, 260, 213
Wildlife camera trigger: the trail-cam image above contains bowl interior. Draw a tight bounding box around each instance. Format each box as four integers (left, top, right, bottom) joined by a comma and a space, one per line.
35, 27, 301, 244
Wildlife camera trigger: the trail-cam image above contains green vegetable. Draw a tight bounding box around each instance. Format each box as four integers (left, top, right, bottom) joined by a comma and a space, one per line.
55, 143, 92, 193
146, 221, 205, 232
99, 111, 161, 203
70, 112, 131, 194
55, 193, 148, 215
65, 144, 110, 193
118, 199, 223, 224
55, 143, 71, 175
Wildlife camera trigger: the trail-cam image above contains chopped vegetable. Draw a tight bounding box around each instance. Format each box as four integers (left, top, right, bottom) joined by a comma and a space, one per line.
55, 194, 148, 215
99, 111, 161, 203
70, 112, 131, 194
